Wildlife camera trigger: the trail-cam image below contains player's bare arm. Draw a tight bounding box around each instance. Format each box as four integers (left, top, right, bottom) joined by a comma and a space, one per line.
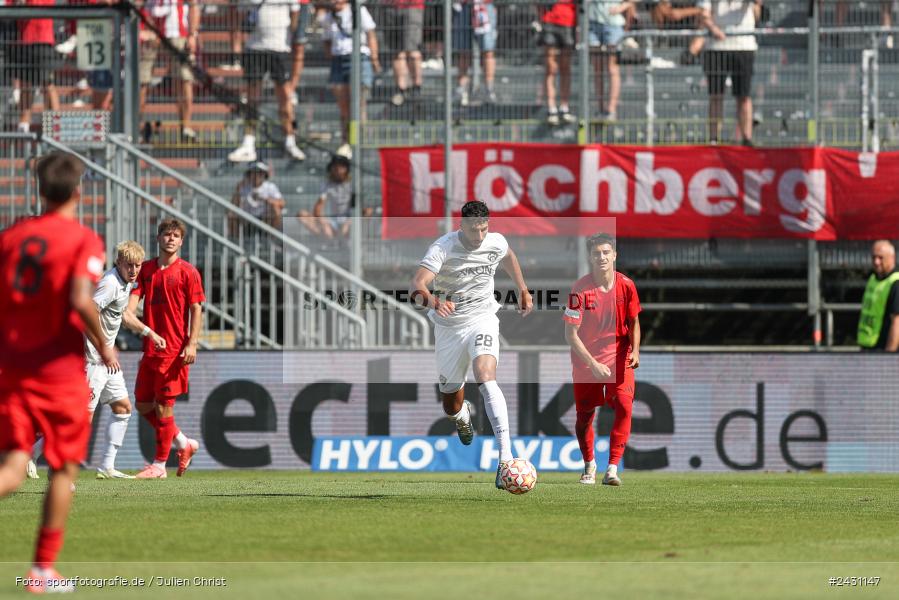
410, 266, 455, 317
182, 302, 203, 365
124, 294, 166, 351
500, 249, 533, 316
73, 276, 119, 373
627, 315, 641, 369
564, 321, 612, 379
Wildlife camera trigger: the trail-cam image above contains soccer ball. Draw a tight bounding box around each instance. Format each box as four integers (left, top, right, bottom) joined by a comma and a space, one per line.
499, 458, 537, 495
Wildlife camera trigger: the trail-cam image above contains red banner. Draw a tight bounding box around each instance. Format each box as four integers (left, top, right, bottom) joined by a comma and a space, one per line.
379, 144, 899, 240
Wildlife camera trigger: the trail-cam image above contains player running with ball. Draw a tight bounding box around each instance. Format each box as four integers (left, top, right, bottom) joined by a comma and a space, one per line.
564, 233, 641, 486
411, 201, 533, 487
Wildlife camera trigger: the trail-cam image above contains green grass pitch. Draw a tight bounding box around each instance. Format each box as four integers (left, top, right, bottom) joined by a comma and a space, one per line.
1, 471, 897, 599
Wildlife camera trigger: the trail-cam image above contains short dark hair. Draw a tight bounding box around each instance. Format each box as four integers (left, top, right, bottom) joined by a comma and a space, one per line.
158, 217, 187, 238
36, 151, 85, 204
461, 201, 489, 220
586, 232, 616, 253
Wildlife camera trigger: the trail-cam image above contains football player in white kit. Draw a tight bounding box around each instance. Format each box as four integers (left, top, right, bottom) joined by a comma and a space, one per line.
411, 201, 533, 487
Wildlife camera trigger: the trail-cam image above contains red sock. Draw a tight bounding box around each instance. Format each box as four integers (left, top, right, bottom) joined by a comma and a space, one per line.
609, 396, 634, 466
141, 410, 160, 430
154, 416, 177, 463
575, 410, 596, 463
33, 527, 64, 569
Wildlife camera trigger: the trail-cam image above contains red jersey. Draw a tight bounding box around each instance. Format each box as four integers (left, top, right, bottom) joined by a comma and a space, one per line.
18, 0, 55, 45
563, 271, 641, 382
542, 0, 576, 27
132, 257, 205, 358
0, 213, 105, 382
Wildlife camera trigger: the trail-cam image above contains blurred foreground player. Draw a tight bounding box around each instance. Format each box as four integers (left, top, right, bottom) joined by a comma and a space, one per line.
410, 201, 533, 488
563, 233, 641, 486
129, 219, 205, 479
0, 151, 115, 592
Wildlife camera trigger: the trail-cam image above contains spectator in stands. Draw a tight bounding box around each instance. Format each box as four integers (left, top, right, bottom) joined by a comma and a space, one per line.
540, 0, 577, 125
66, 0, 117, 112
589, 1, 634, 122
217, 0, 243, 71
288, 0, 314, 106
700, 0, 761, 145
228, 0, 307, 163
819, 1, 894, 49
230, 161, 286, 232
647, 1, 706, 64
298, 154, 373, 240
321, 0, 381, 158
388, 0, 425, 107
139, 0, 200, 143
857, 240, 899, 352
7, 0, 60, 132
453, 0, 498, 106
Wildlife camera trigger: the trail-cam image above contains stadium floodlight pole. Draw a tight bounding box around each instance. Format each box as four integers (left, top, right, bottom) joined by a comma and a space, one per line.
350, 0, 363, 277
443, 0, 453, 235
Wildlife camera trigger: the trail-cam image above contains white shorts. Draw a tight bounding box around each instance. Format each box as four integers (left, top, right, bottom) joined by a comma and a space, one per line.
434, 315, 500, 394
86, 363, 129, 412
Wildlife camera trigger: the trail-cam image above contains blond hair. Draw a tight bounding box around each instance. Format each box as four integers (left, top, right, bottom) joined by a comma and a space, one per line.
115, 240, 146, 264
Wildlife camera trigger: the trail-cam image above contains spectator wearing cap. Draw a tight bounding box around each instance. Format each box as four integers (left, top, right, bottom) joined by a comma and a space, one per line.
7, 0, 60, 132
700, 0, 762, 145
230, 161, 286, 232
298, 155, 373, 240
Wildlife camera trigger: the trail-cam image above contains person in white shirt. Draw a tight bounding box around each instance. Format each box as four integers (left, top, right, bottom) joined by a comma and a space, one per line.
230, 161, 286, 231
410, 201, 533, 489
321, 0, 382, 157
28, 242, 159, 480
700, 0, 762, 145
228, 0, 307, 163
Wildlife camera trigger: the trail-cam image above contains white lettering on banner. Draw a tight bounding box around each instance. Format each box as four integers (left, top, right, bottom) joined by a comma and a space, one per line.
410, 151, 468, 214
559, 440, 583, 470
480, 439, 499, 469
539, 440, 560, 469
689, 168, 738, 216
778, 169, 827, 233
512, 439, 541, 462
352, 439, 379, 469
635, 152, 684, 215
378, 441, 399, 469
579, 149, 629, 213
319, 440, 350, 470
398, 439, 433, 470
474, 164, 523, 211
528, 165, 576, 212
743, 169, 775, 215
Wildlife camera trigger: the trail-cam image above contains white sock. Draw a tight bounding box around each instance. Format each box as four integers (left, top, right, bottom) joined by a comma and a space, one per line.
585, 459, 596, 471
102, 413, 131, 470
32, 437, 45, 460
560, 104, 570, 113
285, 134, 297, 148
479, 381, 512, 462
242, 134, 256, 148
152, 461, 166, 469
448, 401, 471, 423
173, 431, 188, 450
607, 463, 618, 476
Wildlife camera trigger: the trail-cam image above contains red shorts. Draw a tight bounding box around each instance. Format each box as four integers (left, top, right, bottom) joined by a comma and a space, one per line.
134, 356, 190, 406
0, 375, 91, 470
573, 367, 635, 412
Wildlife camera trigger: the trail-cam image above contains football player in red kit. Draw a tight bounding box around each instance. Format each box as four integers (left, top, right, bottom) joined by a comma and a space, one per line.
563, 233, 641, 486
129, 218, 205, 479
0, 151, 117, 592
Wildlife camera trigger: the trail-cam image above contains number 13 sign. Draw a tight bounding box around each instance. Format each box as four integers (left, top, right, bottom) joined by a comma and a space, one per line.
76, 20, 113, 71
